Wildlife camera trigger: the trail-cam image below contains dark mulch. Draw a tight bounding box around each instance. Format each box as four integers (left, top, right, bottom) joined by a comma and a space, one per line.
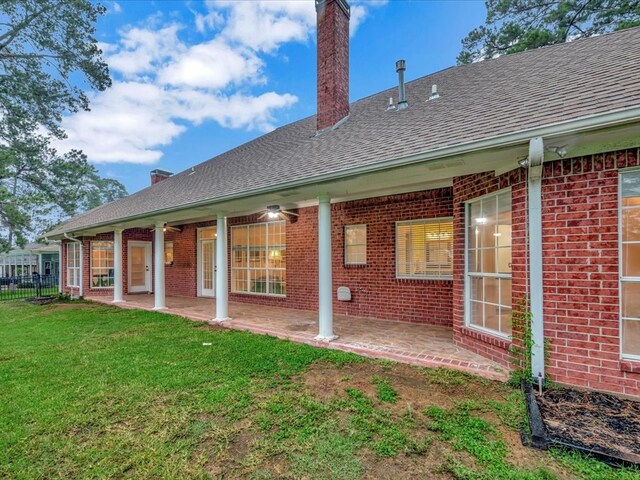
537, 389, 640, 465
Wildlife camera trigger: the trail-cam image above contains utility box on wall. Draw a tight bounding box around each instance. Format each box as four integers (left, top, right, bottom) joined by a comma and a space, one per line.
337, 286, 351, 301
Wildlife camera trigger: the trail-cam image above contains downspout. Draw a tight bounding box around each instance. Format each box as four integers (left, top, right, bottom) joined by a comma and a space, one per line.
63, 233, 83, 298
528, 137, 545, 381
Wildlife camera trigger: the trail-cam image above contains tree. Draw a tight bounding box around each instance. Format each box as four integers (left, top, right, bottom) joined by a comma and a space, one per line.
0, 0, 127, 249
458, 0, 640, 64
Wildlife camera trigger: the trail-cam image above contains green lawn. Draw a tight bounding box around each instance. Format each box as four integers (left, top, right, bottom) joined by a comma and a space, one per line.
0, 302, 638, 479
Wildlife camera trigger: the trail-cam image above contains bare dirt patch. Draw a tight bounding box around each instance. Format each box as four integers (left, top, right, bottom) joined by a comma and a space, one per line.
301, 360, 510, 413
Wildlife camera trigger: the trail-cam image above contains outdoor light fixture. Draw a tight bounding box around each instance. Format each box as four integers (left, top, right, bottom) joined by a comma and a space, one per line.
518, 158, 529, 168
546, 145, 568, 158
267, 205, 281, 219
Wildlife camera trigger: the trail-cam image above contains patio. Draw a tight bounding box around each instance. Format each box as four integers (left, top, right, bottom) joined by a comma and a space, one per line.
87, 294, 508, 381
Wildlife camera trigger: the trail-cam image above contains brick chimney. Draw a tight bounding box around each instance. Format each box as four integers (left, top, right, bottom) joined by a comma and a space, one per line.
315, 0, 350, 132
150, 169, 173, 185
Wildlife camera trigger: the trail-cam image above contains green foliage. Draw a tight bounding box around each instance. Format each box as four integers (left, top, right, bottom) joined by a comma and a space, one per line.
424, 403, 554, 479
458, 0, 640, 64
371, 375, 399, 403
550, 449, 640, 480
509, 296, 535, 386
0, 0, 126, 248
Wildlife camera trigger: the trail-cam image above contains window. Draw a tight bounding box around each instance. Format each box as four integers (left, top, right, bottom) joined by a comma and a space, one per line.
231, 221, 286, 296
90, 241, 114, 288
164, 241, 174, 265
466, 190, 512, 336
66, 243, 81, 287
621, 171, 640, 358
345, 225, 367, 265
396, 219, 453, 278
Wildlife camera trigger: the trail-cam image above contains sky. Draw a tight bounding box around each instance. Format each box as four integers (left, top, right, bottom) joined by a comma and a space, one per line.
55, 0, 487, 195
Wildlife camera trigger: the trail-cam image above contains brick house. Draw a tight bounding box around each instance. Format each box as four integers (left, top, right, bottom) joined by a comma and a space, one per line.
45, 0, 640, 397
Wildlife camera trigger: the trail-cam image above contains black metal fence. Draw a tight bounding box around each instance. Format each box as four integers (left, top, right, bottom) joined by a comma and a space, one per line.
0, 274, 59, 301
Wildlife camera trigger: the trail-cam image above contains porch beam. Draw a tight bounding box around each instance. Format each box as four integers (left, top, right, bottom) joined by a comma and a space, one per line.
113, 228, 124, 303
316, 193, 337, 341
214, 213, 230, 322
153, 222, 166, 310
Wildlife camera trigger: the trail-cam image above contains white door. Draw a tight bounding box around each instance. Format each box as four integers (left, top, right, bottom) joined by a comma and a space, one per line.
128, 241, 152, 293
198, 228, 216, 297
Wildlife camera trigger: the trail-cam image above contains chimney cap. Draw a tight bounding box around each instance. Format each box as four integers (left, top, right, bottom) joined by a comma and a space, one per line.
315, 0, 350, 16
396, 59, 406, 72
150, 169, 174, 177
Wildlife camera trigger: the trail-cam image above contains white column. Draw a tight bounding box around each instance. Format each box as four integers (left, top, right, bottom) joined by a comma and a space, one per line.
214, 214, 230, 321
316, 193, 337, 341
153, 222, 166, 310
113, 229, 124, 303
528, 137, 545, 380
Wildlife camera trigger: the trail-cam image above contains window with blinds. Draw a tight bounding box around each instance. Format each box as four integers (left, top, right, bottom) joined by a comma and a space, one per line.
396, 218, 453, 279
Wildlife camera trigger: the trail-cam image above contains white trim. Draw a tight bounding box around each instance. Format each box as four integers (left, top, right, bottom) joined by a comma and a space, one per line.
66, 242, 81, 288
619, 169, 640, 360
89, 240, 115, 289
197, 227, 217, 297
127, 241, 152, 293
230, 221, 286, 297
464, 188, 513, 337
344, 224, 367, 266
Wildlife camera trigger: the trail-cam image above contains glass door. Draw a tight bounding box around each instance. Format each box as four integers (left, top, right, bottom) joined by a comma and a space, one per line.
199, 228, 216, 297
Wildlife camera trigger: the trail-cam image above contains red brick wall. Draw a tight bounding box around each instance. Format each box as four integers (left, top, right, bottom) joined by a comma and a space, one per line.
452, 169, 528, 367
331, 189, 453, 324
316, 0, 349, 131
226, 189, 454, 325
542, 149, 640, 397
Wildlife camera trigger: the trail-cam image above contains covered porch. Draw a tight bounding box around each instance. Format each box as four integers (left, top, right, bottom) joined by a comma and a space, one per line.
88, 294, 508, 381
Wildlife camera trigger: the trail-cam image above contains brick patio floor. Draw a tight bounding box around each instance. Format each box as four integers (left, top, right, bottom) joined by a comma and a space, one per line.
88, 294, 508, 381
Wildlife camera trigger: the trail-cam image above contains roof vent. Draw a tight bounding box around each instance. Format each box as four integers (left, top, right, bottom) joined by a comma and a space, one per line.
386, 97, 396, 111
429, 84, 440, 101
395, 59, 408, 110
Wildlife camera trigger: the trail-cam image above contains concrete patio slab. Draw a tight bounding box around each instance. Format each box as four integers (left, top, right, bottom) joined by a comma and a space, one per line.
88, 294, 509, 381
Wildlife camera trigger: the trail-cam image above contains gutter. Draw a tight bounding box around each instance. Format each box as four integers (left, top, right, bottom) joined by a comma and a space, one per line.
49, 106, 640, 237
63, 233, 83, 298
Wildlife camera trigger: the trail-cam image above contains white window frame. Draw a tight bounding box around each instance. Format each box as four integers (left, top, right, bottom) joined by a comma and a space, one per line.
395, 218, 453, 280
66, 243, 80, 287
464, 188, 512, 339
90, 241, 114, 289
344, 224, 367, 265
620, 168, 640, 361
231, 221, 286, 297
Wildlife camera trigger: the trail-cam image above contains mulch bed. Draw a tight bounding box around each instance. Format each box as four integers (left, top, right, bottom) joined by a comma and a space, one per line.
536, 388, 640, 465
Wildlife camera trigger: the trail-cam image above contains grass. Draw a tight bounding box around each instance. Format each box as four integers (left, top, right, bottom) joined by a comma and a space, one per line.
0, 301, 638, 479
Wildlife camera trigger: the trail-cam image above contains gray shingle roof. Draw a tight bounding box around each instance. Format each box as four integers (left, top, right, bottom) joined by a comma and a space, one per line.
48, 27, 640, 236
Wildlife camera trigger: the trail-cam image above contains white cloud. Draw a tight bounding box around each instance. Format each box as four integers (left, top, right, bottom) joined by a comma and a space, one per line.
111, 1, 122, 14
158, 39, 263, 89
58, 0, 386, 165
214, 0, 316, 52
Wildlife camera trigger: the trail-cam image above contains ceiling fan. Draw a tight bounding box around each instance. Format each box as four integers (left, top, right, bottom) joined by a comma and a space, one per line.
258, 204, 299, 221
149, 224, 182, 233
